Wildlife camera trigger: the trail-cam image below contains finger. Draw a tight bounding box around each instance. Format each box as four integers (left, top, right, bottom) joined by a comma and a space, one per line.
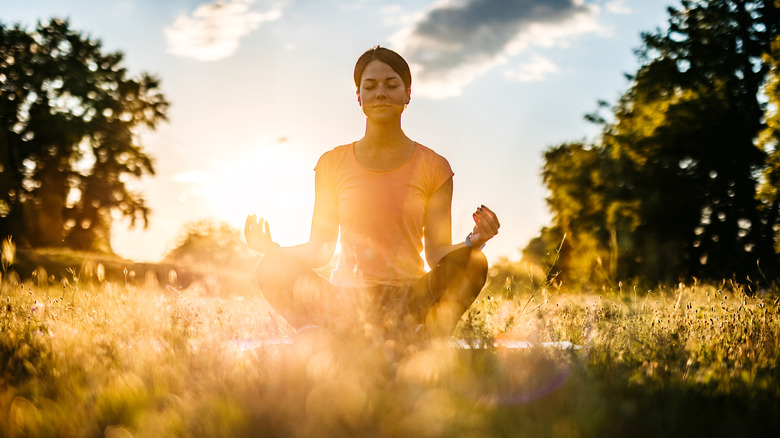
473, 217, 496, 238
475, 209, 498, 227
244, 214, 256, 234
478, 205, 499, 224
474, 209, 499, 234
263, 219, 271, 237
480, 205, 500, 228
472, 213, 491, 238
475, 217, 499, 241
479, 205, 495, 214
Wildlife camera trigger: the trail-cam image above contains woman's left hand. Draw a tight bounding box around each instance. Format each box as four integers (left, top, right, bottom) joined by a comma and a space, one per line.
469, 205, 500, 249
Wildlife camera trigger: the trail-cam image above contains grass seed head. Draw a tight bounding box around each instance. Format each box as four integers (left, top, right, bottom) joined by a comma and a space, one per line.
1, 236, 15, 270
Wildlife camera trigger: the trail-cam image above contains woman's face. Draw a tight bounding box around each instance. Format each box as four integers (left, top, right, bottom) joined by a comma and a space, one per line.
357, 60, 411, 122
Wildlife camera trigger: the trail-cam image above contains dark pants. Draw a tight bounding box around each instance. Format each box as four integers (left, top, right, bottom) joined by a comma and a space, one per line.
255, 247, 488, 338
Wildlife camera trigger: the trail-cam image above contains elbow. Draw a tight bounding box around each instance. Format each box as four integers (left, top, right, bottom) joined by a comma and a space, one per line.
425, 248, 445, 269
312, 240, 337, 267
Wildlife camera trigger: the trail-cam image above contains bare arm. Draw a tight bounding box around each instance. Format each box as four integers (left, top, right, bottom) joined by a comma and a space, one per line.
424, 178, 455, 267
423, 178, 501, 267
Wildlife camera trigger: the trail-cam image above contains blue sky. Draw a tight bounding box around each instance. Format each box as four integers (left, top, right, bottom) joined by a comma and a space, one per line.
3, 0, 672, 262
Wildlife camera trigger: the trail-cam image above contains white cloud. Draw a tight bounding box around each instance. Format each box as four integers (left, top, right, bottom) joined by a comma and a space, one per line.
504, 54, 559, 82
390, 0, 604, 98
605, 0, 631, 15
165, 0, 283, 61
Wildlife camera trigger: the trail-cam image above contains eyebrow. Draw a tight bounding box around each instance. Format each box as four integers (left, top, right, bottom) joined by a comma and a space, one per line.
361, 77, 401, 83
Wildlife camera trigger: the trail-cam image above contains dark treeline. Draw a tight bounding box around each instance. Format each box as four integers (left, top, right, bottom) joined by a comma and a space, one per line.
0, 19, 167, 253
525, 0, 780, 286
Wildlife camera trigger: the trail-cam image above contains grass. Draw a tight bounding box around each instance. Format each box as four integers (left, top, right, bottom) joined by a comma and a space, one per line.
1, 247, 780, 437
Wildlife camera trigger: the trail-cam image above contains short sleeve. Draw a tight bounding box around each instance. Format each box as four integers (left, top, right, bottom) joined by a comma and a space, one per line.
314, 150, 330, 174
314, 150, 337, 206
424, 149, 454, 195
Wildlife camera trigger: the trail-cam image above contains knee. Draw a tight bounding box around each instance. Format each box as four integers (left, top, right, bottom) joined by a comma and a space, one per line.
432, 247, 488, 296
467, 249, 488, 291
469, 249, 488, 273
254, 255, 275, 290
445, 247, 488, 283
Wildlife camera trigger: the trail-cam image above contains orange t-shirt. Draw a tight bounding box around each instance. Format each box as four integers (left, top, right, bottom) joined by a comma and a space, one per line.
314, 142, 454, 287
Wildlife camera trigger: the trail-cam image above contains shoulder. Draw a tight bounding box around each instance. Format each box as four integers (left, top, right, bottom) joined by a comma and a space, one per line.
415, 142, 442, 158
315, 143, 353, 170
320, 143, 353, 160
415, 143, 452, 171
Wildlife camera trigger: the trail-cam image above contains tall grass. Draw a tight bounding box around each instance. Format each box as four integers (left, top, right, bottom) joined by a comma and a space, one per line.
1, 258, 779, 437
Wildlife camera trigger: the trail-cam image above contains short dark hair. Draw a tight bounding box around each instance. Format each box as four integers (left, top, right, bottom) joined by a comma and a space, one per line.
353, 46, 411, 90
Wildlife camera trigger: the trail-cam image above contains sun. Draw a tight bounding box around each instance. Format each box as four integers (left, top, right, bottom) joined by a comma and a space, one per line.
204, 138, 315, 246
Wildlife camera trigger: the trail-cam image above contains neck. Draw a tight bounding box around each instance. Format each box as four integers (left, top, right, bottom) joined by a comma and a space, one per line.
362, 119, 409, 149
355, 119, 415, 170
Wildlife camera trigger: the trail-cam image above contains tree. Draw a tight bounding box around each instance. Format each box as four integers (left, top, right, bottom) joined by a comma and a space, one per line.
164, 220, 254, 270
617, 0, 779, 281
0, 19, 168, 252
534, 143, 613, 286
529, 0, 780, 284
757, 35, 780, 254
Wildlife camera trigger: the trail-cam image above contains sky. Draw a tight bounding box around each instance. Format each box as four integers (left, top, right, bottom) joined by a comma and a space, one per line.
2, 0, 673, 264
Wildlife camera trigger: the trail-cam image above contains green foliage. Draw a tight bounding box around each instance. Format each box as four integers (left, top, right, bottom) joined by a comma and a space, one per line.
0, 296, 53, 387
758, 35, 780, 251
0, 18, 168, 253
537, 143, 616, 286
532, 0, 780, 284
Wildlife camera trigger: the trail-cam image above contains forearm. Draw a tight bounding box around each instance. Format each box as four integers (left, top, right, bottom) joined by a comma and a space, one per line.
245, 214, 337, 268
426, 230, 492, 267
426, 240, 469, 268
274, 240, 336, 269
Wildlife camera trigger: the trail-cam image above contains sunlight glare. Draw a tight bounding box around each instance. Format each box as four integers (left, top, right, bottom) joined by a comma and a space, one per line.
203, 138, 314, 246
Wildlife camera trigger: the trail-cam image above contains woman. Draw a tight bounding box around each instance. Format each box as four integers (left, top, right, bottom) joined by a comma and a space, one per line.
245, 46, 500, 339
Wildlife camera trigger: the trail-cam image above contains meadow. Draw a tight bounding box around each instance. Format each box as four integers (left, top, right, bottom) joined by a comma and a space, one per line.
1, 246, 780, 437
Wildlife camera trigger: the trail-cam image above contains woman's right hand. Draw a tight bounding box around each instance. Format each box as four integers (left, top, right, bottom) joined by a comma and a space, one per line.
244, 214, 281, 254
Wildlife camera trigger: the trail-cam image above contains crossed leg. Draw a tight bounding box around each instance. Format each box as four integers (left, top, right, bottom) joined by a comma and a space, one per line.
421, 247, 488, 337
254, 247, 488, 338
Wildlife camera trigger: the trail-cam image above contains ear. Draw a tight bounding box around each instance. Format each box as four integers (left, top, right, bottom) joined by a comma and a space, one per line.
406, 88, 411, 104
356, 89, 361, 106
